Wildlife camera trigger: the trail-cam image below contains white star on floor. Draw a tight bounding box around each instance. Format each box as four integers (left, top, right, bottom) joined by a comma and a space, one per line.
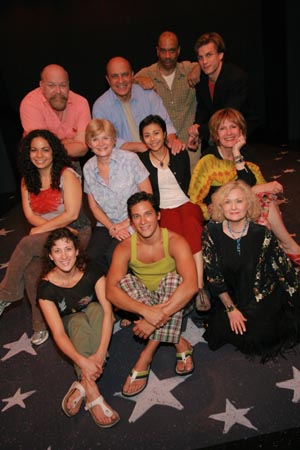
114, 369, 190, 423
283, 168, 296, 173
1, 387, 36, 412
182, 316, 207, 346
113, 320, 122, 334
0, 228, 14, 236
1, 333, 37, 361
209, 398, 258, 434
0, 262, 9, 270
276, 366, 300, 403
270, 174, 282, 180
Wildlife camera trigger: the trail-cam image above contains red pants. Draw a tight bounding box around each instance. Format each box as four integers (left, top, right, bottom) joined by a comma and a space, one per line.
159, 202, 204, 254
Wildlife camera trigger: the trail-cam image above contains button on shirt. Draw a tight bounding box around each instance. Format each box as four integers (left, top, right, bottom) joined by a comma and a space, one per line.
83, 148, 149, 226
134, 62, 197, 143
92, 84, 176, 148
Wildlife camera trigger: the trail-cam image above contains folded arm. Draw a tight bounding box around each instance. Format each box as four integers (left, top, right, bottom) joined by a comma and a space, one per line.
22, 169, 83, 234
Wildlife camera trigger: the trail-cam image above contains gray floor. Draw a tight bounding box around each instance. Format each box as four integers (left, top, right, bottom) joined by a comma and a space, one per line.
1, 143, 300, 450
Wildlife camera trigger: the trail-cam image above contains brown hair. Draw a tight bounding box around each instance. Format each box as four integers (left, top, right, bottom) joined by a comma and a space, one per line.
194, 32, 225, 54
209, 108, 247, 145
43, 227, 87, 274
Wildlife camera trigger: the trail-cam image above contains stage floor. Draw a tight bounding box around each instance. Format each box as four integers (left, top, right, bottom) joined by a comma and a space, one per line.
1, 143, 300, 450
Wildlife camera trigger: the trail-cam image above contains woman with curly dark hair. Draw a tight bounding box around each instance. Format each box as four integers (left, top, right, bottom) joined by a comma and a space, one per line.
37, 227, 119, 428
0, 129, 91, 345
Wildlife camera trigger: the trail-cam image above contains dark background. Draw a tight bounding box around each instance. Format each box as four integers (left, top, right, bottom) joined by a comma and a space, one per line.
0, 0, 299, 193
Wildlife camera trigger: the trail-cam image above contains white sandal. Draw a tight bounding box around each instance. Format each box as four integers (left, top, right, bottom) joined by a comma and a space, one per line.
62, 381, 86, 417
85, 395, 120, 428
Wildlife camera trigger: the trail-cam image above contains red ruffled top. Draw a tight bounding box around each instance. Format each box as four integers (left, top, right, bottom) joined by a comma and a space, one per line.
29, 187, 63, 215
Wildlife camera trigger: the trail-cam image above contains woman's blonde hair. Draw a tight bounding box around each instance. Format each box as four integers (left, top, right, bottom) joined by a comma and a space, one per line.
209, 108, 247, 145
211, 180, 261, 222
85, 118, 117, 145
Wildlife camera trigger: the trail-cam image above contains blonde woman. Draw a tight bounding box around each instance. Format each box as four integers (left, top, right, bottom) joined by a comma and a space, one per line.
189, 107, 300, 265
202, 180, 300, 360
83, 119, 152, 274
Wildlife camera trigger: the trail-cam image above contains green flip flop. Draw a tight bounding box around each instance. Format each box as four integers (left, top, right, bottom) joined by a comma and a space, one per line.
175, 348, 194, 376
122, 365, 150, 397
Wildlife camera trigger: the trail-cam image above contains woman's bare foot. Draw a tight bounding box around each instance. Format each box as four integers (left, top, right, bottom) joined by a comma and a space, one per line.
62, 381, 85, 417
84, 380, 119, 427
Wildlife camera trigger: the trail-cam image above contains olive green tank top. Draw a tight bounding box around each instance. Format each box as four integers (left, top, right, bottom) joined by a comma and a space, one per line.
129, 228, 176, 291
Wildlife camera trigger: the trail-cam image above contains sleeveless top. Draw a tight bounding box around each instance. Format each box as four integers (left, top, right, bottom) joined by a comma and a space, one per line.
129, 227, 176, 291
29, 167, 90, 231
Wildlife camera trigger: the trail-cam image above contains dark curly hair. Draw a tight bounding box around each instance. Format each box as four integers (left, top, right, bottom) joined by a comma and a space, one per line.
43, 227, 87, 275
17, 129, 72, 195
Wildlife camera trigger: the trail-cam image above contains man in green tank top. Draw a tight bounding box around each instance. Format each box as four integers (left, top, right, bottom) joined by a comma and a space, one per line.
106, 192, 198, 397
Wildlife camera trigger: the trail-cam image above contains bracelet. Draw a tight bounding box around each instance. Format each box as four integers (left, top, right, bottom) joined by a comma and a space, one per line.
225, 304, 236, 313
234, 155, 245, 164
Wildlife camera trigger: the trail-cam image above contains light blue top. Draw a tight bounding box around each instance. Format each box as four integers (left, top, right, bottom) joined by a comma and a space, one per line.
92, 84, 177, 148
83, 147, 149, 226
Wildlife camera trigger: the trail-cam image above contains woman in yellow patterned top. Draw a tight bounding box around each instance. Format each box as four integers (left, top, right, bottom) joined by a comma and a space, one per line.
188, 108, 300, 264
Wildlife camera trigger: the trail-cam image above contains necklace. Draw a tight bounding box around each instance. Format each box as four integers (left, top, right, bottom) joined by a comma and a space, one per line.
150, 148, 168, 167
226, 219, 249, 254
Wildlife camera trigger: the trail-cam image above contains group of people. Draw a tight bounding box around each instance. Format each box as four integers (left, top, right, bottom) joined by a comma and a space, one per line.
0, 29, 300, 429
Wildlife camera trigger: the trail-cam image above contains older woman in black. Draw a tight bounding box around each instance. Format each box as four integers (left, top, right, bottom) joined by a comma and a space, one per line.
202, 180, 300, 360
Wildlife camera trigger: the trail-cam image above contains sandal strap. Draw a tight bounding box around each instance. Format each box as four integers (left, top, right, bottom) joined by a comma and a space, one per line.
129, 366, 150, 383
67, 381, 86, 408
84, 395, 113, 417
72, 381, 86, 397
176, 348, 193, 362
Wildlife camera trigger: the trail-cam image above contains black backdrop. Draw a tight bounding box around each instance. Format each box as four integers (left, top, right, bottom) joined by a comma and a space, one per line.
0, 0, 299, 193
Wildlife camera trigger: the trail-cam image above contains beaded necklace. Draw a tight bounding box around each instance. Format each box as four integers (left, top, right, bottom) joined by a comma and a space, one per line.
226, 219, 249, 254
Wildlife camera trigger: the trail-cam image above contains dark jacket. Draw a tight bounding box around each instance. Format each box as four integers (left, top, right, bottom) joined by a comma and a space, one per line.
195, 62, 261, 142
139, 148, 191, 206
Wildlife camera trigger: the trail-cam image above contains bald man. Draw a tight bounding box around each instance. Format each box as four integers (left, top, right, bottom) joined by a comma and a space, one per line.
92, 56, 185, 155
20, 64, 91, 158
134, 31, 201, 170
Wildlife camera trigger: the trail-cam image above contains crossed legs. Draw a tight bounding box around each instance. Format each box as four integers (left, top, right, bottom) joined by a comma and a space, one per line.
62, 302, 119, 427
119, 273, 194, 396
